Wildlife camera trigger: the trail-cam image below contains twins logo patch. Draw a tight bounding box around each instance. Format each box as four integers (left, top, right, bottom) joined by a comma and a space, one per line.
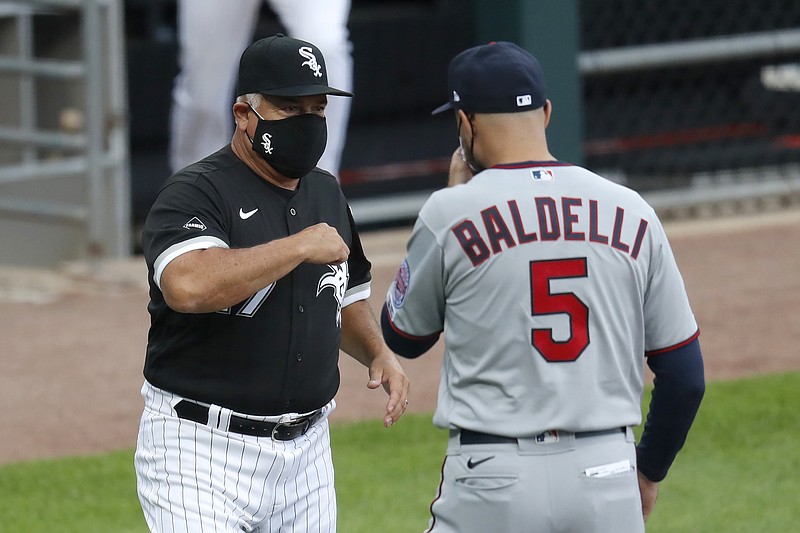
531, 169, 554, 181
391, 260, 411, 309
183, 216, 207, 231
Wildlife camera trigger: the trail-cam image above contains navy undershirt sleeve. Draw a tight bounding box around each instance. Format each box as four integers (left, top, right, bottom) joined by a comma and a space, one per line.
381, 304, 440, 359
637, 337, 705, 482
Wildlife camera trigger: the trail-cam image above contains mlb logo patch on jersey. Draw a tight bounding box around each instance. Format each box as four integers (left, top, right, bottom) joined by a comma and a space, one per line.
183, 216, 207, 231
391, 260, 411, 309
530, 169, 554, 182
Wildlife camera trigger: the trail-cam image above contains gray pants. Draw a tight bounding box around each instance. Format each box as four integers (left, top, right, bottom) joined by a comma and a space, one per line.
426, 428, 644, 533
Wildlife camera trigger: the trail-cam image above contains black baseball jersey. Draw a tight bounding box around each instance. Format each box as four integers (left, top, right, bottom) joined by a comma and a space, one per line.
142, 146, 371, 415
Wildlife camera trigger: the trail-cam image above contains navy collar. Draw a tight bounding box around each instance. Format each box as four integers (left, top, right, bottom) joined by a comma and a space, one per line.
491, 160, 571, 169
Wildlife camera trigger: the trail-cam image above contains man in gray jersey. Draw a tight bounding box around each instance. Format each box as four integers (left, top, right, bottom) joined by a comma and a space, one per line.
381, 41, 705, 533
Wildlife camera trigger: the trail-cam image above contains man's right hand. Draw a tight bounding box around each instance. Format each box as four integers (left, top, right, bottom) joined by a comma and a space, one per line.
448, 147, 475, 187
297, 223, 350, 265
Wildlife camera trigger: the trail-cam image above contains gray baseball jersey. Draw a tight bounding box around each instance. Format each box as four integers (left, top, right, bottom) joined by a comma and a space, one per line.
384, 161, 698, 437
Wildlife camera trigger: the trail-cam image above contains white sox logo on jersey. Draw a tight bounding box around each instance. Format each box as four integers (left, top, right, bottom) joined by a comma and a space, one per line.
299, 46, 323, 78
260, 132, 273, 154
317, 263, 349, 327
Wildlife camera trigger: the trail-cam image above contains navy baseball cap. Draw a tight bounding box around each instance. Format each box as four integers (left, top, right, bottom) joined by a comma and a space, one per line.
236, 33, 353, 98
432, 41, 546, 115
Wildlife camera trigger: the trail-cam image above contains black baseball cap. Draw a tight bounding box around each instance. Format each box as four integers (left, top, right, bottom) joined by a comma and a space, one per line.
236, 33, 353, 98
432, 41, 546, 115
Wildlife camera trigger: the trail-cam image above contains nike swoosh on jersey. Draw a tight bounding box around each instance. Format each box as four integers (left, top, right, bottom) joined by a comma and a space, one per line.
466, 456, 495, 469
239, 208, 258, 219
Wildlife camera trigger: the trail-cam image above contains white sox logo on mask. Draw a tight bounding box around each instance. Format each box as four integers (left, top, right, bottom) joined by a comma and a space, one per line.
260, 132, 273, 154
298, 46, 323, 78
316, 263, 349, 327
248, 106, 328, 179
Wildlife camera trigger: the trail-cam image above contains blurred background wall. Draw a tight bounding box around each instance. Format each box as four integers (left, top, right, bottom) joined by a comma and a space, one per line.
2, 0, 799, 266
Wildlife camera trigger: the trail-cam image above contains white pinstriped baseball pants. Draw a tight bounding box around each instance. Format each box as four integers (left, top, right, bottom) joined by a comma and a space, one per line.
134, 381, 337, 532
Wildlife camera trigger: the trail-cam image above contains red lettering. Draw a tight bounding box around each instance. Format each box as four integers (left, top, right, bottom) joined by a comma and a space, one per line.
630, 219, 649, 259
452, 220, 490, 267
589, 200, 609, 244
562, 197, 585, 241
508, 200, 538, 243
611, 207, 630, 253
481, 206, 517, 253
535, 197, 561, 241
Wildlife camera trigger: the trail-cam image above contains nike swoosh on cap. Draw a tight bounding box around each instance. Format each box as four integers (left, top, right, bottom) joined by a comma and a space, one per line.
239, 208, 258, 219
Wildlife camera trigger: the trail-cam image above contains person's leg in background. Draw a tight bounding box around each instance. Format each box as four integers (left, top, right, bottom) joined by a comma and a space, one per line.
269, 0, 354, 179
169, 0, 262, 173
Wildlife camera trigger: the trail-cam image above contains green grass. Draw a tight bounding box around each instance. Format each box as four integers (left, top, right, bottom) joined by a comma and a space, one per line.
0, 450, 144, 532
641, 371, 800, 532
332, 412, 446, 532
1, 372, 798, 532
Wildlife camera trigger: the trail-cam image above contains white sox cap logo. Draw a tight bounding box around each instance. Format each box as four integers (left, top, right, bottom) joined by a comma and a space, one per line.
298, 46, 323, 78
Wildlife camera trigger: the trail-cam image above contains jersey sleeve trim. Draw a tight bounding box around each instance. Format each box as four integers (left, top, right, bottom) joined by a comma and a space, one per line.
342, 281, 370, 307
153, 236, 229, 288
645, 329, 700, 357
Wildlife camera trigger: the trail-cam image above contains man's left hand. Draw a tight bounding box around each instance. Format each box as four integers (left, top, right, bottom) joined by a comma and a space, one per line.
367, 351, 411, 427
638, 470, 660, 522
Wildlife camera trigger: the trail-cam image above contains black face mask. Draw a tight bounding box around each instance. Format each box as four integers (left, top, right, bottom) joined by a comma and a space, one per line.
248, 105, 328, 179
458, 115, 486, 174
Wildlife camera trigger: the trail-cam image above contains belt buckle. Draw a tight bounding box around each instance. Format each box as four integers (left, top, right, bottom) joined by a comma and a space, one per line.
271, 417, 311, 441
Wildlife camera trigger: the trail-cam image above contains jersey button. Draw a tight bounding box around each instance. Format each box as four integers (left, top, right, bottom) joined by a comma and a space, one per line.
290, 208, 297, 216
298, 305, 304, 313
296, 353, 302, 361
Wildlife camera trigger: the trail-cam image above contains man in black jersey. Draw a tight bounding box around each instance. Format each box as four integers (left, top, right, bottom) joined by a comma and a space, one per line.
134, 34, 410, 533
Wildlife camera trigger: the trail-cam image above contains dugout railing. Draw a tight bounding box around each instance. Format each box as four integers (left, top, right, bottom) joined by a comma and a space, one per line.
0, 0, 130, 267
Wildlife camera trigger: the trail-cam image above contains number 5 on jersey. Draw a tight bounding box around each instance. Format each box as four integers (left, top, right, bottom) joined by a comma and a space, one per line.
530, 258, 589, 362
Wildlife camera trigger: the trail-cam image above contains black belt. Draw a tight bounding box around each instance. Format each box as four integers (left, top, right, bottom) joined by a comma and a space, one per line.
174, 400, 324, 441
458, 427, 626, 445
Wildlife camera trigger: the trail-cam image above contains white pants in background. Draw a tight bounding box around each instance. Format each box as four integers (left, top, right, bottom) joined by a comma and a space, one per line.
169, 0, 353, 178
